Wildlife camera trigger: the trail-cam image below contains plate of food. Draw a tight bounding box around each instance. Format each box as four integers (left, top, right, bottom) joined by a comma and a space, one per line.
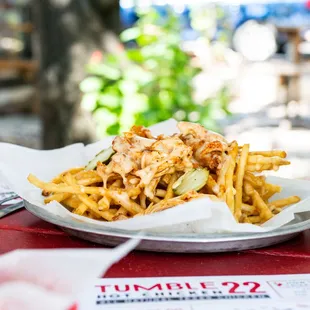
1, 119, 310, 252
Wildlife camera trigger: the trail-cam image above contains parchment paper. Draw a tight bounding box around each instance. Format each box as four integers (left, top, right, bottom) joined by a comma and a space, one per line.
0, 119, 309, 233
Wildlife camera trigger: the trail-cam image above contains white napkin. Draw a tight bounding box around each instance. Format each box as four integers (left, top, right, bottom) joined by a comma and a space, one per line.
0, 239, 139, 310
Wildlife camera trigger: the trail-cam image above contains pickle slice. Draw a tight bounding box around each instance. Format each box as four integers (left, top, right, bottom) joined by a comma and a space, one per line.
172, 169, 209, 196
85, 147, 115, 170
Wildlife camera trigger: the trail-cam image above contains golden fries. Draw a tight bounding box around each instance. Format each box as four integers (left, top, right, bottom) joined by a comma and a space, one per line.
27, 121, 300, 225
244, 171, 265, 188
217, 157, 231, 198
268, 196, 301, 209
73, 203, 88, 216
225, 141, 239, 215
205, 174, 219, 195
247, 155, 290, 166
51, 167, 84, 185
234, 144, 249, 221
249, 150, 287, 158
44, 192, 71, 204
165, 173, 178, 200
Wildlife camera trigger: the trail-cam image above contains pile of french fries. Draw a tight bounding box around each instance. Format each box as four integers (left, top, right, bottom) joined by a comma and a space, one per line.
217, 143, 300, 224
27, 122, 300, 225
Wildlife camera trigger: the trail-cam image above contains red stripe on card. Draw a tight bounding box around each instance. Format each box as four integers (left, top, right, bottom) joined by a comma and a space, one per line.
67, 303, 78, 310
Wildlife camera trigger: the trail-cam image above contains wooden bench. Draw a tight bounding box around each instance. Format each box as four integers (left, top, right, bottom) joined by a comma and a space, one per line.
0, 59, 38, 81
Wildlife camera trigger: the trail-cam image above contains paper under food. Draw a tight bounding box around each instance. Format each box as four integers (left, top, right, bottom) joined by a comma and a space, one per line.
0, 119, 309, 233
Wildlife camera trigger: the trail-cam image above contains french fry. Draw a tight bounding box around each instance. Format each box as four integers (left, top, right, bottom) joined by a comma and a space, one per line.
161, 173, 171, 185
206, 174, 219, 195
271, 207, 282, 214
262, 183, 282, 201
150, 196, 161, 204
234, 143, 249, 221
247, 155, 290, 166
51, 167, 84, 184
144, 177, 160, 200
241, 216, 251, 223
241, 203, 256, 214
217, 155, 231, 198
253, 191, 274, 221
113, 214, 129, 221
109, 191, 144, 215
98, 196, 110, 211
247, 215, 262, 224
78, 194, 114, 221
75, 170, 99, 179
225, 141, 238, 215
144, 197, 184, 215
115, 206, 128, 216
246, 163, 281, 172
63, 173, 114, 221
127, 187, 141, 198
44, 192, 71, 204
88, 210, 102, 220
249, 150, 286, 158
268, 196, 300, 209
28, 174, 105, 195
110, 179, 123, 188
242, 193, 252, 204
90, 194, 101, 202
206, 194, 221, 202
109, 209, 118, 215
139, 192, 147, 209
164, 173, 177, 200
144, 192, 205, 215
156, 189, 167, 198
77, 176, 102, 186
42, 190, 50, 197
244, 181, 273, 221
73, 203, 88, 216
63, 195, 82, 209
244, 171, 264, 188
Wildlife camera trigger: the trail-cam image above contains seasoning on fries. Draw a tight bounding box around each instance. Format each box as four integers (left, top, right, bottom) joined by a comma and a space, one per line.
27, 122, 301, 225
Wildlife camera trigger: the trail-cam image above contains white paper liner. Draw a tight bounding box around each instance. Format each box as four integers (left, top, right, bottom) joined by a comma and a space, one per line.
0, 119, 309, 234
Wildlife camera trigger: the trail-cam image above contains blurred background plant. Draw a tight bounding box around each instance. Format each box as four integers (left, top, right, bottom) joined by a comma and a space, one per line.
2, 0, 310, 178
80, 7, 232, 138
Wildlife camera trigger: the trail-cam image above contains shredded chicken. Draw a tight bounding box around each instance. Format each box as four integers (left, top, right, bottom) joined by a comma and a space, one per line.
177, 121, 228, 172
178, 122, 227, 144
98, 122, 227, 199
130, 125, 154, 139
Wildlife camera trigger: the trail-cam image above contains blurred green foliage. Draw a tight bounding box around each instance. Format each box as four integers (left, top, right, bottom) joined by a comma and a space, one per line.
80, 8, 231, 137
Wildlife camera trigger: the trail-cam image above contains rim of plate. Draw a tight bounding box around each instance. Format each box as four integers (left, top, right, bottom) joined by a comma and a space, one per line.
24, 200, 310, 243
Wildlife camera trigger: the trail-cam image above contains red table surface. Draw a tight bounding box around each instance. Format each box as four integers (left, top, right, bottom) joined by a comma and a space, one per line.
1, 209, 310, 277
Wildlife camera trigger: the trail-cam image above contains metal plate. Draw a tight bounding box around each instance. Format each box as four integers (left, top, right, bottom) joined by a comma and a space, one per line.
24, 200, 310, 253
